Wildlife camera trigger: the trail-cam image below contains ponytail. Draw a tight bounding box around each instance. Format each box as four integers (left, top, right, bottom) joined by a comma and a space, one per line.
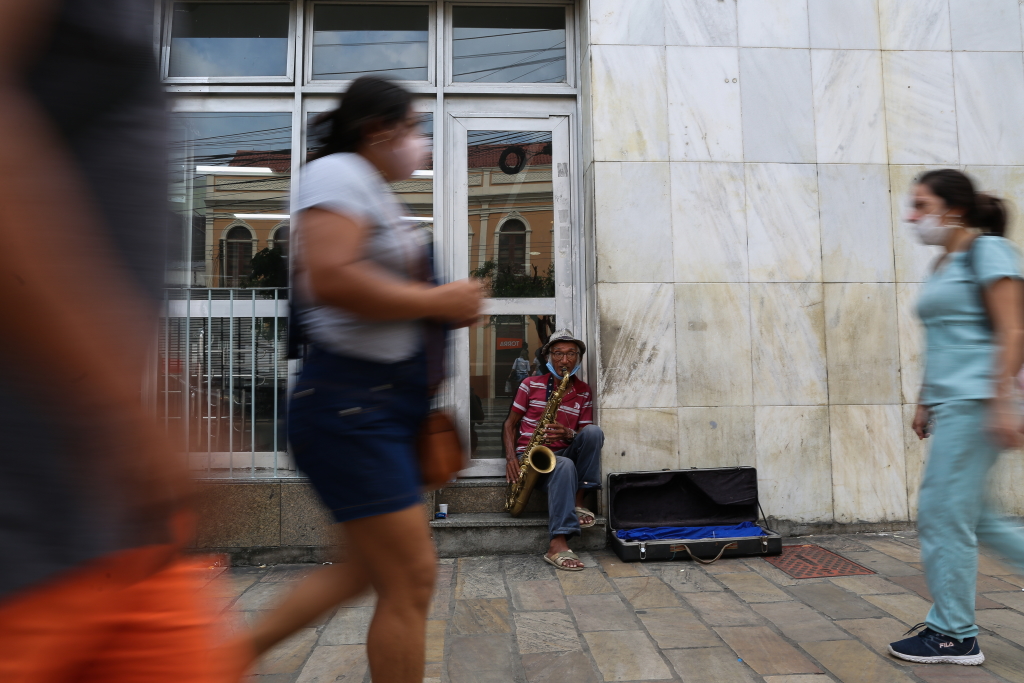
916, 168, 1010, 237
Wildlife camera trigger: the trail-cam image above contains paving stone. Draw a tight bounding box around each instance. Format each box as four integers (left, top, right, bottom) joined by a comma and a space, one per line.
716, 572, 791, 603
981, 635, 1024, 683
424, 660, 442, 677
663, 646, 758, 683
977, 608, 1024, 647
976, 574, 1022, 593
911, 666, 1004, 682
294, 644, 368, 683
763, 677, 833, 683
447, 635, 515, 683
800, 639, 915, 683
596, 552, 650, 577
985, 591, 1024, 612
888, 574, 1004, 610
452, 598, 512, 634
811, 535, 872, 553
255, 628, 318, 675
858, 538, 921, 563
455, 557, 506, 599
613, 576, 682, 608
787, 583, 885, 620
683, 592, 763, 626
320, 606, 373, 645
978, 554, 1017, 576
235, 581, 295, 611
513, 611, 582, 653
584, 631, 674, 681
652, 564, 724, 593
751, 602, 851, 642
834, 617, 916, 667
510, 580, 567, 611
522, 651, 600, 683
714, 626, 822, 675
260, 566, 321, 582
636, 607, 723, 649
345, 590, 376, 608
428, 563, 454, 619
841, 550, 921, 577
556, 567, 615, 595
567, 594, 639, 631
742, 558, 802, 586
425, 620, 446, 663
502, 554, 557, 583
862, 593, 934, 626
701, 558, 752, 574
829, 575, 909, 595
997, 573, 1024, 588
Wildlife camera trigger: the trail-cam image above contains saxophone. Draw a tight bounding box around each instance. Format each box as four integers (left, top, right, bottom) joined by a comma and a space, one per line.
505, 369, 574, 516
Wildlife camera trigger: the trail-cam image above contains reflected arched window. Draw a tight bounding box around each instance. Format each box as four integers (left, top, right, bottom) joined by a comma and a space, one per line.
271, 225, 289, 257
497, 219, 526, 274
223, 225, 253, 286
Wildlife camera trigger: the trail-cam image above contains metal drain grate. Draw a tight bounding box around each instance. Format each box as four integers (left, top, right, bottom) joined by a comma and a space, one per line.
764, 544, 875, 579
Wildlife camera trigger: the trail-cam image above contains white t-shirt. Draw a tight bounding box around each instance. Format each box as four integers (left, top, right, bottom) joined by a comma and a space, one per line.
291, 153, 425, 362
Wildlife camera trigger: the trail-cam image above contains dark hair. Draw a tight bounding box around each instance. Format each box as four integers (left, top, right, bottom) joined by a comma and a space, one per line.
308, 76, 412, 161
916, 168, 1009, 236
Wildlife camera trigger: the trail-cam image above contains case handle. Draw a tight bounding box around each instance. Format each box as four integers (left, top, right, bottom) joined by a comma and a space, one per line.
673, 541, 738, 565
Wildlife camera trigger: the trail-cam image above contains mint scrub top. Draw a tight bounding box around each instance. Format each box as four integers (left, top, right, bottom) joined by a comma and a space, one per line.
916, 236, 1023, 406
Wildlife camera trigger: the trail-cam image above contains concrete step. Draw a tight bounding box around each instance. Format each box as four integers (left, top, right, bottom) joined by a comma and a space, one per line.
435, 476, 548, 514
430, 512, 607, 557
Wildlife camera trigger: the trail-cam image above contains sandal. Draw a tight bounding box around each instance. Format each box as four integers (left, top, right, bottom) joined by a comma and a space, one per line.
574, 507, 596, 529
544, 550, 585, 571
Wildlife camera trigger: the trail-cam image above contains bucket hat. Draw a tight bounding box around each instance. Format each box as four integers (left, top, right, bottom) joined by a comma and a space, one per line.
540, 329, 586, 358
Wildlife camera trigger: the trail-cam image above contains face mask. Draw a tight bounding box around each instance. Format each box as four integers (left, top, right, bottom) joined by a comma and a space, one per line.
910, 212, 951, 246
387, 133, 428, 181
547, 361, 580, 378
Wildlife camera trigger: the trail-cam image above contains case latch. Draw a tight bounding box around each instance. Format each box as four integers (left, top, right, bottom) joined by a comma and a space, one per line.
639, 542, 647, 560
761, 537, 768, 553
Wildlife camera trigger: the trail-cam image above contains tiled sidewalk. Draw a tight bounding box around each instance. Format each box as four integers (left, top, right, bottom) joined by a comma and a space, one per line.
219, 532, 1024, 683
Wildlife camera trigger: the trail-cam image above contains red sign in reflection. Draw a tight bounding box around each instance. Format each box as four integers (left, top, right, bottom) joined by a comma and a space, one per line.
496, 338, 523, 350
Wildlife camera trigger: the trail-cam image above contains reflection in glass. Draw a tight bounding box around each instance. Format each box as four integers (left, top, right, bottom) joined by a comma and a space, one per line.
168, 2, 290, 78
467, 131, 555, 297
312, 4, 429, 81
468, 314, 556, 459
452, 6, 566, 83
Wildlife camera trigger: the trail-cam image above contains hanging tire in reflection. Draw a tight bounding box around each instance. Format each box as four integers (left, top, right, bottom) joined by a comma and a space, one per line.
498, 145, 527, 175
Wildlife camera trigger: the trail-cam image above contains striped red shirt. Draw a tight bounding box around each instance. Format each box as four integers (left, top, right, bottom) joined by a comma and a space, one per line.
510, 373, 594, 454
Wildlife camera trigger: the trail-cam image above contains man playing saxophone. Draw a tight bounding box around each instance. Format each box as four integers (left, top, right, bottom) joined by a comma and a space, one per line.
503, 330, 604, 570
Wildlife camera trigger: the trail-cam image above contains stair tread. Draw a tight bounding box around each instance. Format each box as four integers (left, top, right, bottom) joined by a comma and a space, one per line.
430, 512, 607, 528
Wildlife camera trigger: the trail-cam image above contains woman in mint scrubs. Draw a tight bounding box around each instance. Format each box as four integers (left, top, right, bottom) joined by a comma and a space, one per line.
889, 169, 1024, 666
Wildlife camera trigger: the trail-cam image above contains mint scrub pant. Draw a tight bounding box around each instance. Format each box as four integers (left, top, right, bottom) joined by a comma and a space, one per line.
533, 425, 604, 540
918, 399, 1024, 640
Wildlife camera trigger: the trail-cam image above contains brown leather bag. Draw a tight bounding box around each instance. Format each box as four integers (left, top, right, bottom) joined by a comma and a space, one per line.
417, 411, 466, 491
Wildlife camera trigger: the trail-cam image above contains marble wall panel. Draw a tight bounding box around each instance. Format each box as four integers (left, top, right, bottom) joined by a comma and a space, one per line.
737, 0, 809, 48
665, 0, 738, 46
989, 447, 1024, 517
739, 48, 816, 163
581, 52, 593, 170
591, 45, 669, 162
877, 0, 950, 50
824, 283, 901, 405
667, 47, 742, 162
902, 404, 928, 521
671, 162, 747, 282
597, 283, 677, 408
882, 51, 959, 165
888, 165, 943, 283
750, 283, 828, 405
594, 163, 672, 283
896, 282, 925, 404
675, 284, 753, 406
589, 0, 665, 46
745, 163, 821, 282
678, 407, 755, 469
811, 50, 886, 164
949, 0, 1022, 52
830, 405, 909, 523
755, 406, 833, 522
818, 164, 894, 282
600, 408, 679, 474
953, 52, 1024, 166
807, 0, 880, 49
963, 166, 1024, 256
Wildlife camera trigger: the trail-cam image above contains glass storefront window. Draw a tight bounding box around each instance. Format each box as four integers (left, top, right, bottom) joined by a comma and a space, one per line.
168, 2, 291, 78
311, 4, 430, 81
452, 5, 566, 83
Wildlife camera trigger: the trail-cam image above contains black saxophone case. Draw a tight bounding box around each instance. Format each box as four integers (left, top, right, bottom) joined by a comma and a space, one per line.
608, 467, 782, 562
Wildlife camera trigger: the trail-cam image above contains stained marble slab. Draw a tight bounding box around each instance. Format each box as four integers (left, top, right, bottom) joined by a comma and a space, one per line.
877, 0, 950, 50
896, 282, 924, 403
818, 164, 893, 282
824, 283, 901, 405
949, 0, 1022, 51
591, 45, 669, 162
665, 0, 738, 47
882, 52, 958, 165
737, 0, 809, 47
745, 163, 820, 282
740, 49, 816, 163
678, 406, 756, 469
755, 406, 833, 523
671, 162, 747, 282
594, 162, 672, 282
807, 0, 880, 49
667, 47, 743, 162
902, 403, 928, 521
953, 52, 1024, 166
675, 283, 753, 406
600, 407, 679, 473
811, 50, 886, 164
596, 282, 677, 408
830, 404, 909, 523
889, 165, 943, 283
588, 0, 665, 45
750, 283, 828, 405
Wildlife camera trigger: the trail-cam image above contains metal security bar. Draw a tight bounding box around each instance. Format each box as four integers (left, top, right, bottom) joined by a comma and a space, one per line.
159, 287, 293, 478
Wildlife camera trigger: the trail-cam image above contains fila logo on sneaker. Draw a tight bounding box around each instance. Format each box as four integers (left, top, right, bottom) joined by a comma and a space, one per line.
939, 642, 954, 648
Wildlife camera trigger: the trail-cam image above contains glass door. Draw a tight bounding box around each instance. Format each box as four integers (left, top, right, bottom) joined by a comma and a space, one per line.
446, 114, 575, 476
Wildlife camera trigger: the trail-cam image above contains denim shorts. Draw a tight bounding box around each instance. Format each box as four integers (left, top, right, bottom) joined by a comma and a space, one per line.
288, 346, 429, 523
